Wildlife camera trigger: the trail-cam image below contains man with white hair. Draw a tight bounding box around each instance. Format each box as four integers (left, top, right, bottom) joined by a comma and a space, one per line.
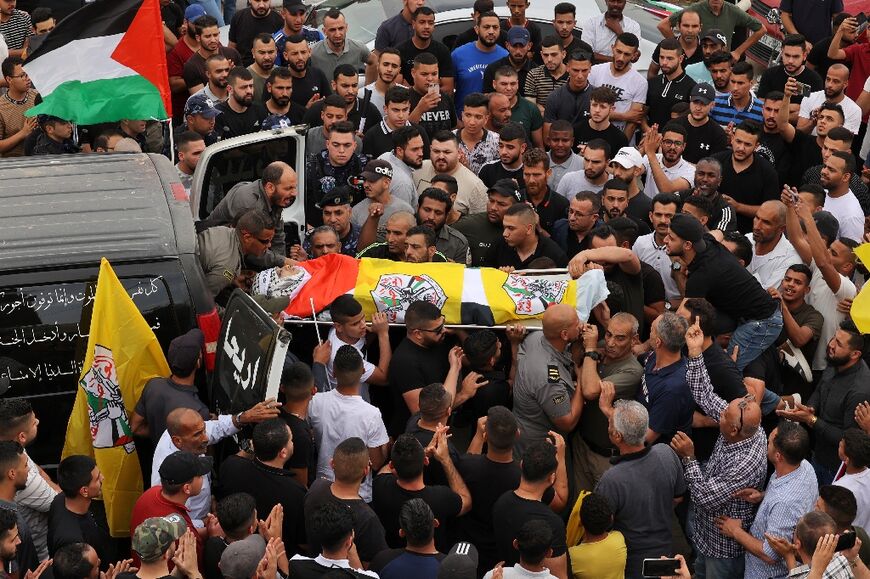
596, 393, 687, 578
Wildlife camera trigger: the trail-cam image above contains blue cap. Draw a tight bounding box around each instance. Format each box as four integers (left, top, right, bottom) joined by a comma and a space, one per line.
184, 4, 207, 22
184, 93, 220, 118
507, 26, 530, 45
263, 114, 294, 130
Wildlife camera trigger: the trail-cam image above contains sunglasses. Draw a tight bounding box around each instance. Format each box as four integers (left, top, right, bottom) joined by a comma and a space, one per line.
418, 320, 445, 334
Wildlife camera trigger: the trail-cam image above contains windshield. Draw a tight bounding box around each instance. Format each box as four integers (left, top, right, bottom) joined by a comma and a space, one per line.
311, 0, 403, 44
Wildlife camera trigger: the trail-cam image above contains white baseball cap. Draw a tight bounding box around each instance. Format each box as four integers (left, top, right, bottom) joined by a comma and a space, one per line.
610, 147, 644, 169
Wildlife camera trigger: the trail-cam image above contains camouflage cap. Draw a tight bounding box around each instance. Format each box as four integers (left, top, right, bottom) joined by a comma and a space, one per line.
132, 514, 188, 563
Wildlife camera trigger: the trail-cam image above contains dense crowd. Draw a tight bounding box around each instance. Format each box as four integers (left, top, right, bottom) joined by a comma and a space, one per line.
5, 0, 870, 577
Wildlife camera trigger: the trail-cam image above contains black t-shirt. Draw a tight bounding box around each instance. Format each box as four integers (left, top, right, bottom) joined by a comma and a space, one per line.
371, 473, 462, 551
712, 151, 780, 233
397, 38, 455, 83
302, 98, 383, 136
640, 260, 666, 307
161, 2, 184, 36
302, 478, 388, 563
757, 65, 823, 106
492, 491, 566, 568
758, 130, 793, 187
362, 121, 431, 158
290, 68, 332, 108
479, 161, 525, 189
693, 344, 747, 460
606, 266, 646, 337
788, 130, 823, 186
47, 495, 116, 567
646, 72, 696, 129
452, 212, 504, 267
408, 88, 457, 139
528, 187, 570, 235
484, 235, 569, 269
651, 40, 704, 69
387, 339, 452, 436
281, 412, 317, 487
626, 192, 653, 228
500, 18, 542, 53
482, 56, 533, 96
215, 101, 268, 139
228, 9, 284, 67
405, 422, 462, 487
674, 116, 729, 164
808, 36, 849, 81
203, 537, 228, 579
573, 119, 628, 154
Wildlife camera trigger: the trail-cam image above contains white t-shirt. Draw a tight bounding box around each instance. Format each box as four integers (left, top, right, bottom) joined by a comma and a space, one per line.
359, 82, 386, 115
835, 469, 870, 530
325, 328, 376, 394
581, 14, 641, 57
746, 234, 801, 292
640, 154, 695, 198
308, 389, 389, 502
824, 190, 865, 242
556, 170, 608, 198
588, 63, 648, 130
799, 90, 862, 135
633, 232, 680, 300
807, 261, 857, 370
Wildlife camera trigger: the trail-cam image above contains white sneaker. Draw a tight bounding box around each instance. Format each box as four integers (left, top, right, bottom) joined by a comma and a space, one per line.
781, 340, 813, 383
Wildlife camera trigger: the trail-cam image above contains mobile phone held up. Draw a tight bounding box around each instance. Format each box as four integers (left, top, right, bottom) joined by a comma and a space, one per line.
642, 558, 681, 577
857, 12, 869, 36
837, 532, 857, 552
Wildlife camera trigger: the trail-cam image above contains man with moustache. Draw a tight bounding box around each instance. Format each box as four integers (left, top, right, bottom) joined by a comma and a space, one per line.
676, 156, 736, 232
415, 187, 470, 263
380, 125, 426, 205
360, 48, 403, 114
556, 139, 611, 197
247, 34, 277, 102
193, 54, 231, 103
452, 11, 509, 113
282, 34, 332, 108
215, 66, 267, 139
674, 83, 728, 164
263, 67, 306, 126
227, 0, 282, 67
454, 178, 525, 266
414, 130, 489, 215
797, 64, 861, 135
648, 9, 703, 79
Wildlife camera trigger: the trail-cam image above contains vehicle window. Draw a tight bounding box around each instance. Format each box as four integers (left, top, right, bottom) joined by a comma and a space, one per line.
0, 267, 186, 469
198, 136, 298, 220
432, 19, 471, 49
311, 0, 402, 45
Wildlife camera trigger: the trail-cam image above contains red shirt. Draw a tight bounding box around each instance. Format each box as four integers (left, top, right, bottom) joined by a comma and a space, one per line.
843, 43, 870, 119
167, 39, 196, 119
129, 486, 202, 567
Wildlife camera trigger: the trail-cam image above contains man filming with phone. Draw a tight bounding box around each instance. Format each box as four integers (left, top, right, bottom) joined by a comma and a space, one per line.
757, 33, 822, 122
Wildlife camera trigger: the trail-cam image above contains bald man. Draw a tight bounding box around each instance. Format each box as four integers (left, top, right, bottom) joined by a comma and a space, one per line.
746, 200, 800, 291
150, 401, 279, 526
669, 319, 767, 577
512, 303, 584, 455
797, 64, 862, 135
356, 211, 448, 261
484, 203, 568, 269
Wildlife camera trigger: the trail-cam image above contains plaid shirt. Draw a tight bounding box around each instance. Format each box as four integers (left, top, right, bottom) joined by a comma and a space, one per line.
788, 553, 854, 578
683, 354, 768, 559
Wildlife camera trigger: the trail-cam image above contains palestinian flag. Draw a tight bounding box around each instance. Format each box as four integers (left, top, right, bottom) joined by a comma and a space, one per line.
24, 0, 170, 124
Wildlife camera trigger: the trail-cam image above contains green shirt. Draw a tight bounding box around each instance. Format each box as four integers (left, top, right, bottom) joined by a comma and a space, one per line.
668, 1, 761, 48
510, 97, 544, 142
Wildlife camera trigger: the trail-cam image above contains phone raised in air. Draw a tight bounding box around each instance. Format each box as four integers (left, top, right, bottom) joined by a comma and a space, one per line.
837, 532, 857, 552
641, 558, 681, 577
857, 12, 869, 35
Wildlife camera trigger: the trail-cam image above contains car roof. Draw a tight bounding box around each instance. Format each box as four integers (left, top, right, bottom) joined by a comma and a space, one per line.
0, 153, 197, 272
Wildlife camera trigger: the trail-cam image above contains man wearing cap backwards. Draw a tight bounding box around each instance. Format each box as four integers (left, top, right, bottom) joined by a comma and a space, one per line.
290, 502, 378, 577
674, 82, 729, 164
684, 29, 727, 85
130, 515, 198, 579
659, 0, 764, 62
207, 161, 298, 269
663, 212, 783, 371
273, 0, 323, 67
454, 178, 525, 267
353, 159, 415, 238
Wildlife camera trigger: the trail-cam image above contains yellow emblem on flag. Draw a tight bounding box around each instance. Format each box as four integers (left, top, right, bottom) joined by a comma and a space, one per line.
63, 258, 170, 537
852, 244, 870, 334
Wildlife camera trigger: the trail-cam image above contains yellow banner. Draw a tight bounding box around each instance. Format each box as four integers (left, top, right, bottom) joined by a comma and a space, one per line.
853, 244, 870, 334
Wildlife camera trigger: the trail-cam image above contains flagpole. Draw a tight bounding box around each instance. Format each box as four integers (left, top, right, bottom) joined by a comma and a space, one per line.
284, 319, 543, 331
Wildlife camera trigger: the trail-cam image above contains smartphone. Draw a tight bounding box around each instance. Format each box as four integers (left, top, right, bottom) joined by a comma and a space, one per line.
642, 558, 681, 577
428, 83, 439, 96
284, 222, 301, 248
794, 81, 812, 98
857, 12, 869, 35
837, 532, 857, 552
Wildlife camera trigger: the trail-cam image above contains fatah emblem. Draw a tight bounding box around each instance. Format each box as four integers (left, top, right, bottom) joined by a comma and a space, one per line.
502, 274, 568, 316
79, 345, 135, 453
370, 274, 447, 322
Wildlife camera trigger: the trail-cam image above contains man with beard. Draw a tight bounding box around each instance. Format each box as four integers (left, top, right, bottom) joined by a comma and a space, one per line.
757, 33, 823, 116
485, 203, 568, 268
193, 54, 230, 103
746, 200, 800, 290
556, 139, 611, 198
705, 51, 733, 98
711, 61, 764, 127
525, 36, 569, 115
312, 10, 375, 83
273, 0, 322, 66
353, 159, 415, 237
404, 225, 446, 263
492, 66, 544, 148
633, 192, 681, 303
379, 125, 425, 205
0, 442, 37, 575
646, 39, 696, 129
648, 10, 702, 79
777, 319, 870, 485
601, 179, 651, 236
573, 87, 628, 155
454, 178, 524, 266
247, 34, 276, 102
521, 148, 569, 234
207, 161, 298, 268
215, 67, 267, 139
479, 122, 527, 188
168, 5, 208, 122
500, 0, 542, 55
712, 120, 779, 233
283, 34, 332, 109
263, 67, 306, 126
552, 191, 601, 257
582, 0, 640, 63
408, 52, 457, 139
674, 83, 728, 164
398, 7, 455, 94
305, 121, 368, 226
452, 11, 508, 114
0, 510, 25, 579
820, 151, 865, 241
548, 3, 593, 64
800, 127, 870, 214
304, 189, 361, 257
641, 123, 695, 197
544, 50, 594, 139
359, 48, 402, 115
677, 157, 736, 231
228, 0, 282, 68
482, 26, 535, 98
547, 120, 583, 190
608, 147, 652, 226
415, 187, 470, 263
300, 225, 342, 259
588, 33, 647, 140
685, 28, 727, 85
303, 94, 362, 160
660, 0, 764, 61
414, 130, 488, 215
363, 86, 430, 162
798, 64, 861, 134
303, 64, 382, 136
455, 92, 499, 174
757, 91, 792, 186
183, 15, 243, 95
358, 211, 449, 261
487, 93, 513, 132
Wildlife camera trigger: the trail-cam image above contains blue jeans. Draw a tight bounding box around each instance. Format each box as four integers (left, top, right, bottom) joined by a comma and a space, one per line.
189, 0, 225, 26
694, 551, 745, 579
729, 305, 784, 372
812, 458, 839, 486
223, 0, 236, 27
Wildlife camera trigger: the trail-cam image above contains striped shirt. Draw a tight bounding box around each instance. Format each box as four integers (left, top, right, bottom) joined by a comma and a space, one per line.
273, 27, 323, 66
524, 65, 568, 108
0, 10, 31, 50
711, 91, 764, 128
16, 454, 59, 560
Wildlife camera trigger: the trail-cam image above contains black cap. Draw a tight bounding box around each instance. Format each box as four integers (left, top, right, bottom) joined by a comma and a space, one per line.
669, 213, 706, 248
282, 0, 306, 12
315, 185, 354, 209
488, 178, 524, 203
159, 451, 212, 485
167, 329, 204, 376
813, 210, 840, 245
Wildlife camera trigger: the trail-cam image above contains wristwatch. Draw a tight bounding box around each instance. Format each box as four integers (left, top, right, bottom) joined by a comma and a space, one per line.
584, 350, 603, 362
671, 261, 682, 272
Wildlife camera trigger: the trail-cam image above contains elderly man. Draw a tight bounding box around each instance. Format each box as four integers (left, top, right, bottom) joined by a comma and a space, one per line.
150, 403, 278, 527
206, 161, 298, 268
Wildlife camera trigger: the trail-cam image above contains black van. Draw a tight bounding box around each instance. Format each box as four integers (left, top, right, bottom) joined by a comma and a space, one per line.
0, 153, 220, 472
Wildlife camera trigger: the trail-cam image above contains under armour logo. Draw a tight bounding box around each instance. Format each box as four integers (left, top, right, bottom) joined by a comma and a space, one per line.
699, 143, 710, 151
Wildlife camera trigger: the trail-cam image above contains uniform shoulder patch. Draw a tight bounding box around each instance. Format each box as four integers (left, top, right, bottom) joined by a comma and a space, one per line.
547, 365, 561, 383
552, 392, 567, 406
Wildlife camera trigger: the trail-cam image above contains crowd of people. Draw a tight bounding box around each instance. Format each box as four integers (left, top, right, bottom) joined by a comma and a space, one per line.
5, 0, 870, 576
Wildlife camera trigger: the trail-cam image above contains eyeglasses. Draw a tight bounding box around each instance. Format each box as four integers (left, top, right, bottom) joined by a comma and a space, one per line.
736, 394, 755, 433
662, 139, 684, 147
8, 72, 28, 79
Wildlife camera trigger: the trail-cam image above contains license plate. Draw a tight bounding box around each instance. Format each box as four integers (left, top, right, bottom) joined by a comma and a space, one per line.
760, 34, 781, 51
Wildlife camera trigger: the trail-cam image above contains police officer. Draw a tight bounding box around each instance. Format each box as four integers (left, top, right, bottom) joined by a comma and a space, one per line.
175, 93, 221, 149
294, 186, 361, 260
197, 209, 277, 303
512, 303, 585, 455
206, 161, 298, 269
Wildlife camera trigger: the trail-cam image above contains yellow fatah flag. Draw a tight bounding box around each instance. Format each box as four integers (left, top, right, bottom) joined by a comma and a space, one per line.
63, 258, 170, 537
852, 244, 870, 334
